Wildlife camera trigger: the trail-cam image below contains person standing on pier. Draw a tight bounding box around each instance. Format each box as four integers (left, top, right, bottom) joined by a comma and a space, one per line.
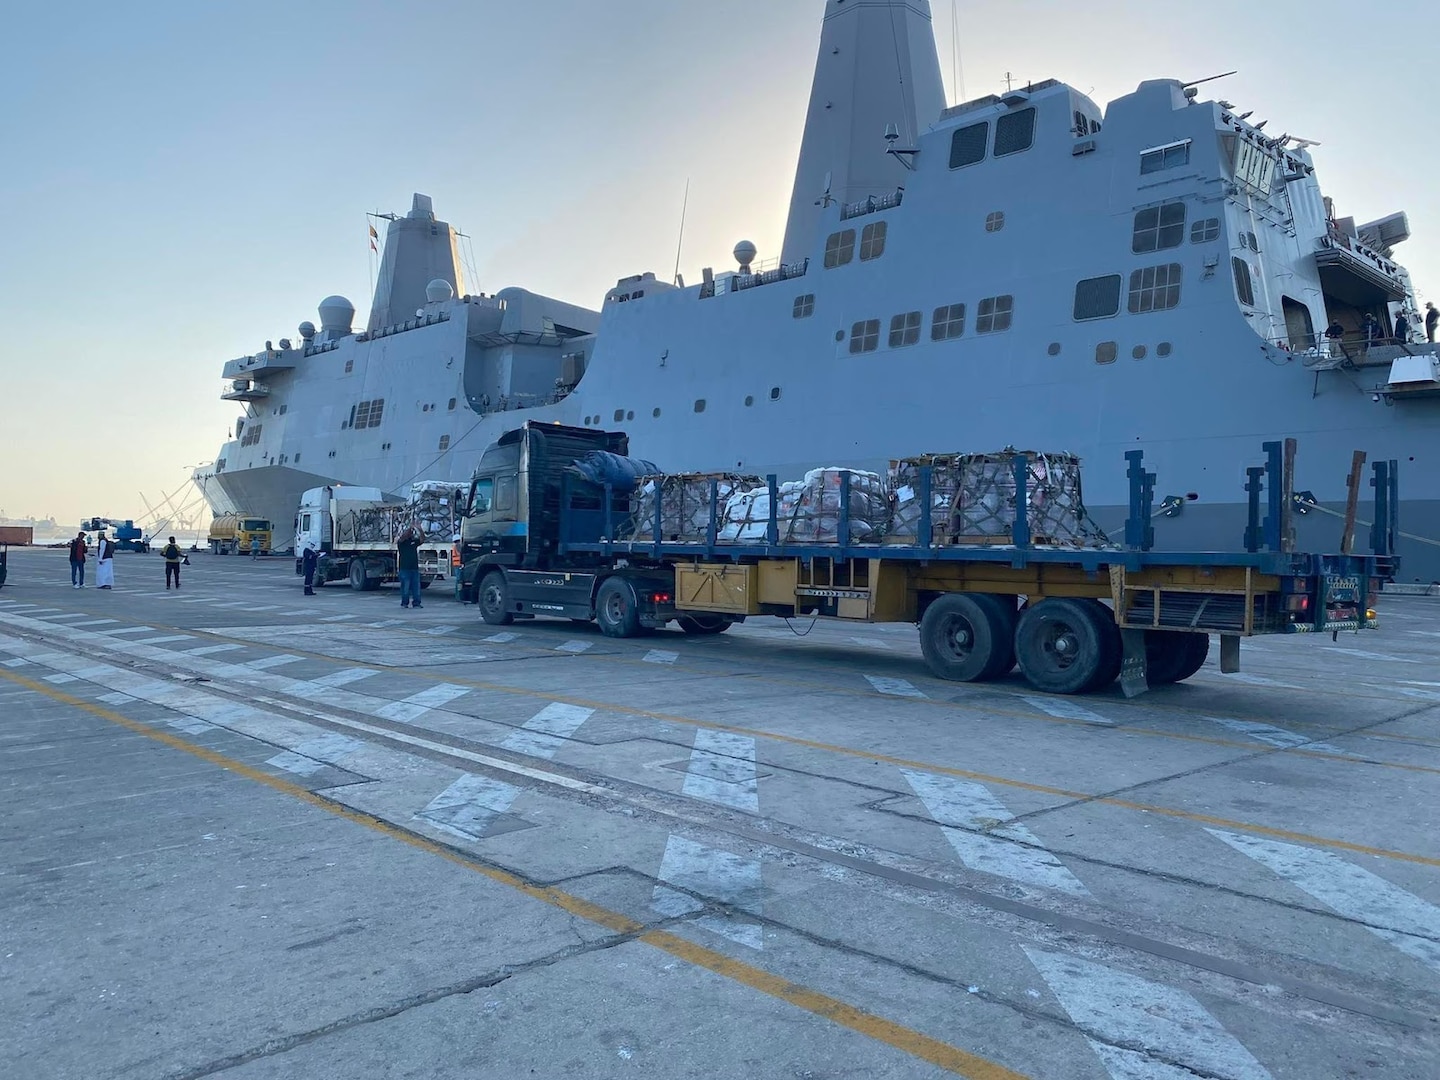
250, 535, 261, 560
68, 531, 87, 588
94, 532, 115, 589
301, 543, 318, 596
161, 536, 183, 589
397, 523, 422, 609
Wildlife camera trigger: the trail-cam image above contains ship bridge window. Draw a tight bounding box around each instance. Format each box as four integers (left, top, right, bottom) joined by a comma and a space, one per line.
859, 221, 887, 261
240, 424, 263, 447
1140, 140, 1191, 174
949, 120, 989, 169
1128, 264, 1183, 313
824, 229, 856, 268
1073, 275, 1122, 321
976, 296, 1014, 334
793, 293, 815, 318
849, 319, 881, 353
1132, 202, 1186, 253
931, 303, 965, 340
1191, 218, 1220, 243
1232, 257, 1255, 307
353, 398, 385, 429
438, 435, 450, 451
994, 108, 1036, 156
888, 311, 921, 347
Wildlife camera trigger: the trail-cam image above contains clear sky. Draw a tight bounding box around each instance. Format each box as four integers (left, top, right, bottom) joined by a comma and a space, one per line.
2, 0, 1434, 527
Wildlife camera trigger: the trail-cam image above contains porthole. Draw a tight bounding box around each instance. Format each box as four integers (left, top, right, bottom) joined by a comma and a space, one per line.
652, 407, 661, 418
448, 398, 457, 411
1047, 342, 1061, 356
613, 408, 625, 422
1156, 342, 1172, 357
769, 387, 781, 401
1095, 342, 1118, 365
984, 211, 1005, 233
1132, 344, 1148, 360
694, 399, 706, 414
744, 395, 754, 406
834, 329, 845, 342
626, 410, 634, 421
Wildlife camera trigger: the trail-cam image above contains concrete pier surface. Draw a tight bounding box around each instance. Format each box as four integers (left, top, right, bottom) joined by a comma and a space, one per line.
3, 547, 1438, 1079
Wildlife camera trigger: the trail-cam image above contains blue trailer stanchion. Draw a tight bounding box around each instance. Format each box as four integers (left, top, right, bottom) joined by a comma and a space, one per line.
918, 465, 933, 551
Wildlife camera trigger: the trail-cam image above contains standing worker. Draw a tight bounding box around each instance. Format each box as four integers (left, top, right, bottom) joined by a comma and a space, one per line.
95, 531, 116, 590
69, 530, 87, 588
250, 535, 261, 560
1394, 309, 1411, 344
302, 543, 318, 596
1426, 301, 1438, 343
161, 536, 183, 590
397, 522, 422, 609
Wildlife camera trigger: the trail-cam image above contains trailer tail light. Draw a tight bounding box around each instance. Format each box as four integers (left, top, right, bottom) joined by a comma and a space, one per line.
1284, 594, 1310, 613
652, 592, 672, 604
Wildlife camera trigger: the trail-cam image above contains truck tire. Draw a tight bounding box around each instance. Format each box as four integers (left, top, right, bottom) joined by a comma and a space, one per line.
1015, 597, 1107, 695
478, 571, 513, 625
919, 593, 1014, 682
210, 541, 218, 555
1146, 631, 1209, 685
1080, 599, 1123, 691
349, 560, 368, 592
595, 577, 641, 638
677, 614, 729, 635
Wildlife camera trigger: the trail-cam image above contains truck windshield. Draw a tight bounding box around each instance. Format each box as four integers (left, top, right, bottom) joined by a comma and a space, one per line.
242, 519, 271, 531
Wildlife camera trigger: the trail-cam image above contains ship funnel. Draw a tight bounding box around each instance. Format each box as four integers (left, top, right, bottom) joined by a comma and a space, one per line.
780, 0, 945, 265
318, 295, 355, 340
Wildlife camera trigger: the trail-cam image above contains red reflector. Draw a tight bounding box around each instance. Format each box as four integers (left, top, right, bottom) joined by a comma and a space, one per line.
653, 593, 671, 603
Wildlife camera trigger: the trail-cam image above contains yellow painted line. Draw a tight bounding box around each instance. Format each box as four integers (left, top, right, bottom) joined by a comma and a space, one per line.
8, 620, 1440, 867
0, 667, 1030, 1080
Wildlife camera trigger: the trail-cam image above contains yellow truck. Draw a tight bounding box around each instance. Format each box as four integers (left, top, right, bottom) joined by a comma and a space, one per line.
208, 514, 273, 556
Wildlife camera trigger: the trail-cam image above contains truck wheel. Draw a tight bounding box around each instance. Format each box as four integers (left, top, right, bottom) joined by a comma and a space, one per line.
1015, 597, 1107, 695
349, 560, 368, 591
1080, 599, 1123, 691
478, 571, 513, 625
919, 593, 1013, 682
677, 614, 729, 635
1146, 631, 1209, 685
596, 577, 641, 638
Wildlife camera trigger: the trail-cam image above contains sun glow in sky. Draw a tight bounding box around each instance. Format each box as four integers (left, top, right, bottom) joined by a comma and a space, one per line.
2, 0, 1434, 527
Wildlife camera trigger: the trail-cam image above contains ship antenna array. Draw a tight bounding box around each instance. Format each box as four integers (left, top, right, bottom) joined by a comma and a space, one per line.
672, 178, 690, 287
1182, 70, 1238, 89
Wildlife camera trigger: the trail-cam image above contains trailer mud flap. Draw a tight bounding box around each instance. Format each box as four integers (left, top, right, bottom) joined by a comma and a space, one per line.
1119, 628, 1148, 698
1220, 633, 1241, 673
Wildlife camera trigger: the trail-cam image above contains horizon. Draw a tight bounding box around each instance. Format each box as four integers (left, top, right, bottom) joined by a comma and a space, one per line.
2, 0, 1434, 527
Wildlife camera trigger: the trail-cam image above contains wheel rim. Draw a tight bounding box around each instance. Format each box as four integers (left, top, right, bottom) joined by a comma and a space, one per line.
481, 581, 504, 616
935, 612, 978, 664
1038, 619, 1082, 672
603, 590, 626, 624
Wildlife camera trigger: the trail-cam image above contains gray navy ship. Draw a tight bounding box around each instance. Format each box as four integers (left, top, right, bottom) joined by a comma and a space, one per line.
196, 0, 1440, 581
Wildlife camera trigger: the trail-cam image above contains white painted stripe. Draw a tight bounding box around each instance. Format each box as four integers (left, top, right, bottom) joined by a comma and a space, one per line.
266, 733, 365, 777
483, 632, 518, 643
1219, 672, 1304, 690
1021, 694, 1113, 726
1207, 716, 1346, 755
244, 654, 305, 670
97, 691, 135, 705
237, 605, 277, 612
903, 770, 1088, 896
44, 673, 79, 684
423, 625, 459, 636
308, 668, 379, 688
851, 636, 893, 649
34, 612, 91, 622
1, 658, 31, 668
652, 834, 764, 950
1, 604, 42, 610
320, 614, 356, 622
415, 773, 521, 840
368, 619, 405, 628
183, 644, 246, 656
129, 635, 194, 646
1208, 829, 1440, 974
681, 729, 759, 813
163, 715, 214, 735
64, 619, 119, 627
1024, 947, 1273, 1080
375, 683, 470, 723
501, 702, 595, 759
556, 639, 592, 653
643, 649, 678, 665
23, 608, 62, 614
1325, 646, 1417, 664
865, 674, 926, 698
97, 626, 155, 637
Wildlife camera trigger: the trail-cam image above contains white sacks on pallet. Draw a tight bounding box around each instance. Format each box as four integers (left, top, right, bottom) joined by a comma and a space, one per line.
407, 480, 461, 543
720, 468, 888, 544
627, 474, 760, 541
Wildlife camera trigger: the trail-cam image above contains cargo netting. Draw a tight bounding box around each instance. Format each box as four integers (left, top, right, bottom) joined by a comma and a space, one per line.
408, 481, 462, 544
719, 468, 889, 544
625, 474, 760, 541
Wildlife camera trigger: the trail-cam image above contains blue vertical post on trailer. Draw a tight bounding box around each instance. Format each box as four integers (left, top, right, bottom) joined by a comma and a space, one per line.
1243, 467, 1265, 553
918, 465, 933, 551
652, 478, 663, 559
1370, 460, 1393, 556
838, 471, 852, 557
1262, 440, 1284, 552
1011, 455, 1031, 548
766, 475, 779, 546
1124, 450, 1154, 551
1388, 459, 1400, 555
706, 478, 719, 557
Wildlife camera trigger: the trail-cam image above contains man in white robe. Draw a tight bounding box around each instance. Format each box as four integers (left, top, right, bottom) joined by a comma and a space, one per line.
95, 532, 116, 589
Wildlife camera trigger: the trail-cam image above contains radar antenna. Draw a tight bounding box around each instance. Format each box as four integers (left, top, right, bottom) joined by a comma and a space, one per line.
1182, 70, 1238, 89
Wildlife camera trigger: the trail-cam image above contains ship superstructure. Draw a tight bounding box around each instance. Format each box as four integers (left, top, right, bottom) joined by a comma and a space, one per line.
199, 0, 1440, 580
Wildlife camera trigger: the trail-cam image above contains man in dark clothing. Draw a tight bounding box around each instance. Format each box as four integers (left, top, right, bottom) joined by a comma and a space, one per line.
1394, 311, 1410, 344
69, 531, 87, 588
302, 544, 319, 596
1427, 302, 1438, 343
161, 536, 183, 589
397, 524, 422, 609
1362, 312, 1380, 348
